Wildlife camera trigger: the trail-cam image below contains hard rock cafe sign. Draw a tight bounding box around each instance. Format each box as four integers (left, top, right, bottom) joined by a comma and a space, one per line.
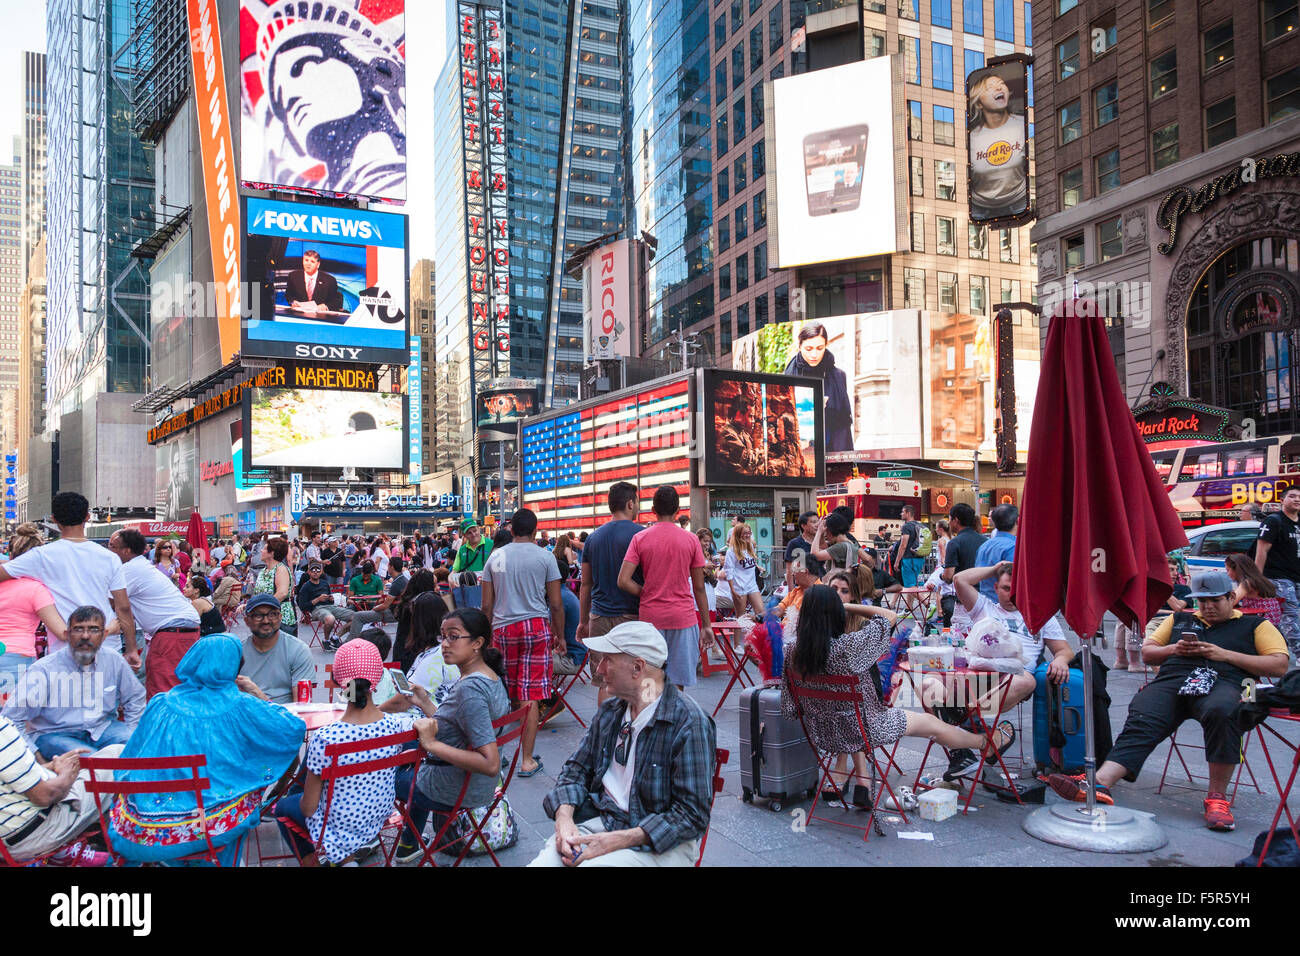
1131, 382, 1239, 444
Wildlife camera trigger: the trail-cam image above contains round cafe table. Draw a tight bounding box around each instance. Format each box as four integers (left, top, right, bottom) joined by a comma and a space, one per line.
283, 701, 348, 733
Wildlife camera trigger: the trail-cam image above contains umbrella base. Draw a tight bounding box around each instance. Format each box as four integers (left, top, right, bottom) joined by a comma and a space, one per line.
1022, 802, 1167, 854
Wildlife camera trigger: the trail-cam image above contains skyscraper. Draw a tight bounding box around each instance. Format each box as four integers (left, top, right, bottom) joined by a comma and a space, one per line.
0, 156, 21, 405
20, 51, 46, 288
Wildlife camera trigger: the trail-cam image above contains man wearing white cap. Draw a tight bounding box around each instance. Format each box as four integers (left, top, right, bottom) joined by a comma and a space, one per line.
529, 621, 717, 867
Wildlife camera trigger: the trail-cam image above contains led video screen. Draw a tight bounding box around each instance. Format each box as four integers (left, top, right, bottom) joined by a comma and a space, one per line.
247, 387, 405, 470
701, 370, 824, 488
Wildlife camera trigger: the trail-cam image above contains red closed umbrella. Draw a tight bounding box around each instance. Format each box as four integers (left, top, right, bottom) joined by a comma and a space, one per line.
185, 511, 208, 561
1013, 302, 1187, 637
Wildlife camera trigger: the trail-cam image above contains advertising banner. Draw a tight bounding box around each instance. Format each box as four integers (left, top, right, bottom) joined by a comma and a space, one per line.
768, 56, 903, 268
966, 55, 1033, 227
700, 370, 824, 488
408, 335, 422, 482
246, 387, 406, 470
583, 238, 632, 360
924, 312, 989, 458
239, 0, 407, 202
187, 0, 242, 365
156, 433, 197, 522
244, 196, 409, 364
476, 379, 539, 428
230, 419, 274, 503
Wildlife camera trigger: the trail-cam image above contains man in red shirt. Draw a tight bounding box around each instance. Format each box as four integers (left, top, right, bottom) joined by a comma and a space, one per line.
617, 486, 714, 689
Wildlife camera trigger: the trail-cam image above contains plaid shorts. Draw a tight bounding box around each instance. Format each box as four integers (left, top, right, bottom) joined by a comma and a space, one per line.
495, 617, 553, 701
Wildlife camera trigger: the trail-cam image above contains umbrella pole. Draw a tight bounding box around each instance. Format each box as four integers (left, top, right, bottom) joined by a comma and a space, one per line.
1022, 617, 1166, 853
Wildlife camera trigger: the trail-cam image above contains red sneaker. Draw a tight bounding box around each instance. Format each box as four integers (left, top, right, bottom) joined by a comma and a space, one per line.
1045, 773, 1114, 805
1203, 793, 1235, 831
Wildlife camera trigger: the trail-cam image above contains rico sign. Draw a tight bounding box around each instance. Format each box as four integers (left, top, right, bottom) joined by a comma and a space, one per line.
585, 238, 631, 361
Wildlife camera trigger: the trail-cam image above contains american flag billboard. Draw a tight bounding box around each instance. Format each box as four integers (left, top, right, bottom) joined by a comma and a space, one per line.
521, 377, 693, 532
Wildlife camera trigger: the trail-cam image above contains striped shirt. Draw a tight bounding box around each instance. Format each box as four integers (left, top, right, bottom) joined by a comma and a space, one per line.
0, 716, 49, 838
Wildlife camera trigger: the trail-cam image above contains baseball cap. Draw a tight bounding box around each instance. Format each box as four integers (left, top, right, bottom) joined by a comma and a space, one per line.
307, 559, 323, 570
582, 621, 668, 668
1187, 571, 1235, 599
333, 638, 383, 687
245, 593, 282, 614
460, 517, 479, 534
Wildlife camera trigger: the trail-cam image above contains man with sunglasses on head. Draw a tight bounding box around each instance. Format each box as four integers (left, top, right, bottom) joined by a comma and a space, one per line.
236, 593, 316, 704
1045, 571, 1289, 832
530, 621, 716, 867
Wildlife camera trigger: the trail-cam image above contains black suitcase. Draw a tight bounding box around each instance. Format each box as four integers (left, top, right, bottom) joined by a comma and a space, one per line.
738, 684, 819, 811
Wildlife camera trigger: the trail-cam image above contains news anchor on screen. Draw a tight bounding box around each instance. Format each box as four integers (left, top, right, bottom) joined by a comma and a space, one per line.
285, 249, 344, 312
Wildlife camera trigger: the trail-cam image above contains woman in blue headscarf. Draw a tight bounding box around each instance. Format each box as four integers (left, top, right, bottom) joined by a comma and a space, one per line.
106, 633, 306, 865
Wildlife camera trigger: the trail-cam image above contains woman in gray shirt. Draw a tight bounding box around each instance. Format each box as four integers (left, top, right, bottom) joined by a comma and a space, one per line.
394, 607, 510, 863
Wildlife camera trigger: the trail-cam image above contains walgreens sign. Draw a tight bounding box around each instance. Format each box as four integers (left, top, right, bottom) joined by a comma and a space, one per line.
583, 238, 632, 361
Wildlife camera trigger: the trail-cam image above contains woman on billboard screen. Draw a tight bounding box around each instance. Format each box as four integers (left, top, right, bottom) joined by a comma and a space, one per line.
783, 323, 854, 452
967, 66, 1029, 222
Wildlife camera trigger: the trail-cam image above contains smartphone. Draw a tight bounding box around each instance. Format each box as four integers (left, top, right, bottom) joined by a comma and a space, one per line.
1179, 631, 1198, 644
802, 125, 869, 216
390, 669, 413, 695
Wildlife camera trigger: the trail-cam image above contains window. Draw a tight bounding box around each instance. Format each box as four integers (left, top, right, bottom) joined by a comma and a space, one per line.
718, 214, 731, 252
1152, 122, 1179, 169
933, 105, 955, 145
1094, 82, 1118, 126
964, 49, 984, 84
737, 302, 750, 337
719, 264, 732, 299
911, 212, 926, 251
1098, 216, 1123, 261
1058, 0, 1077, 12
752, 142, 766, 177
933, 0, 952, 27
750, 24, 764, 69
1059, 99, 1082, 143
1206, 98, 1237, 148
719, 311, 733, 354
995, 0, 1014, 40
899, 0, 919, 20
731, 0, 743, 32
902, 36, 921, 84
1064, 232, 1085, 270
755, 292, 768, 329
734, 155, 747, 190
715, 63, 727, 100
1267, 67, 1300, 123
999, 228, 1018, 263
751, 84, 764, 130
1058, 35, 1079, 79
736, 253, 749, 291
964, 0, 983, 34
1203, 21, 1234, 71
733, 98, 746, 138
969, 275, 987, 315
768, 2, 782, 53
1264, 1, 1299, 43
753, 193, 766, 228
968, 222, 988, 258
868, 30, 886, 58
735, 202, 748, 240
717, 111, 729, 155
732, 45, 744, 88
904, 268, 926, 308
937, 217, 956, 255
718, 168, 730, 202
1095, 148, 1121, 193
1025, 1, 1032, 43
1091, 11, 1116, 58
1150, 49, 1177, 99
910, 156, 924, 195
1000, 278, 1020, 303
932, 43, 954, 91
935, 159, 956, 200
715, 14, 726, 48
776, 284, 789, 323
751, 0, 761, 15
1148, 0, 1173, 27
754, 242, 768, 280
908, 100, 923, 140
939, 272, 959, 311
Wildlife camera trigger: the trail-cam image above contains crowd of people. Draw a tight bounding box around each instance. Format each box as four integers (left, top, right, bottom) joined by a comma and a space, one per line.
0, 486, 1293, 867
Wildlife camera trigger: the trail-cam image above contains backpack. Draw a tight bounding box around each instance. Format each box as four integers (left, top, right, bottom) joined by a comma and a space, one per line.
914, 525, 934, 557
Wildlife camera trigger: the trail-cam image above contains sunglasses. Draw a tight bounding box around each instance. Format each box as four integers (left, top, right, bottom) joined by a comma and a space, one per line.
614, 720, 633, 765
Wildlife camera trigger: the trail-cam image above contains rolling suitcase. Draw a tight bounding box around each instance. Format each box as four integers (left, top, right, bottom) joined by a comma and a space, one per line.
1033, 654, 1112, 774
738, 684, 819, 811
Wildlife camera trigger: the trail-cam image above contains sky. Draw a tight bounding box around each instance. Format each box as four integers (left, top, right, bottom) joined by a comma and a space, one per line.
0, 0, 445, 259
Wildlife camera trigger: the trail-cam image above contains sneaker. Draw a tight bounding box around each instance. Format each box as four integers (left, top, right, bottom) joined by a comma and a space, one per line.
944, 749, 979, 780
1203, 792, 1235, 831
355, 835, 381, 859
393, 839, 425, 864
46, 842, 111, 867
1045, 773, 1114, 806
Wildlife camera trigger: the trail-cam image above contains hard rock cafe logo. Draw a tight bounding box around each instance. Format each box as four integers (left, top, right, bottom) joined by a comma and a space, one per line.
979, 141, 1015, 166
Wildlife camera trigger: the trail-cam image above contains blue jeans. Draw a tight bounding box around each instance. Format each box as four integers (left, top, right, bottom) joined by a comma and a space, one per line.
273, 790, 316, 859
0, 652, 33, 690
1269, 578, 1300, 655
393, 765, 455, 845
35, 721, 134, 761
900, 557, 924, 588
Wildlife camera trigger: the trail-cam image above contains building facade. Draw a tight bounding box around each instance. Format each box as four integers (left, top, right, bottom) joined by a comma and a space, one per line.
20, 51, 46, 288
411, 259, 436, 476
16, 239, 46, 522
0, 157, 21, 413
1031, 0, 1300, 425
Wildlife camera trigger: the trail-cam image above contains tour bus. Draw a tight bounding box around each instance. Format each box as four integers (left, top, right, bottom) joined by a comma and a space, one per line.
1149, 435, 1300, 526
816, 475, 923, 543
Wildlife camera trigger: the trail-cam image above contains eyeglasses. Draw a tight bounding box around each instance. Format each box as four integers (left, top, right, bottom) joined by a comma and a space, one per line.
614, 720, 633, 765
248, 609, 281, 620
439, 634, 469, 643
69, 626, 104, 636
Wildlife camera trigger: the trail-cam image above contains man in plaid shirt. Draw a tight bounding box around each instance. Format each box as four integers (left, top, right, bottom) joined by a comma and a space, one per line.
530, 621, 717, 866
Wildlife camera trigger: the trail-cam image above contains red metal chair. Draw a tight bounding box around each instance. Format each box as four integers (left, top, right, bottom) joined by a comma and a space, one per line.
275, 728, 425, 867
539, 660, 589, 731
695, 748, 729, 867
1246, 709, 1300, 866
80, 753, 228, 866
786, 672, 911, 841
708, 621, 758, 718
403, 704, 529, 867
1155, 725, 1262, 799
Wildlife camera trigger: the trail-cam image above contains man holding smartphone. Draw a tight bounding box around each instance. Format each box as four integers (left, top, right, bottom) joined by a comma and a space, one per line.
1045, 571, 1290, 832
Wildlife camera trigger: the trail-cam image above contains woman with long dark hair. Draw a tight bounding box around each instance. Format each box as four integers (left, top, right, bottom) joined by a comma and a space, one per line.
782, 586, 1011, 806
402, 589, 459, 709
784, 323, 854, 451
1225, 553, 1283, 626
394, 568, 444, 672
393, 607, 511, 862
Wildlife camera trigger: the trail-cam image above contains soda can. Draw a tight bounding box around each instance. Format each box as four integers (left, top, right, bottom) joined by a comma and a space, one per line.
296, 680, 311, 704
